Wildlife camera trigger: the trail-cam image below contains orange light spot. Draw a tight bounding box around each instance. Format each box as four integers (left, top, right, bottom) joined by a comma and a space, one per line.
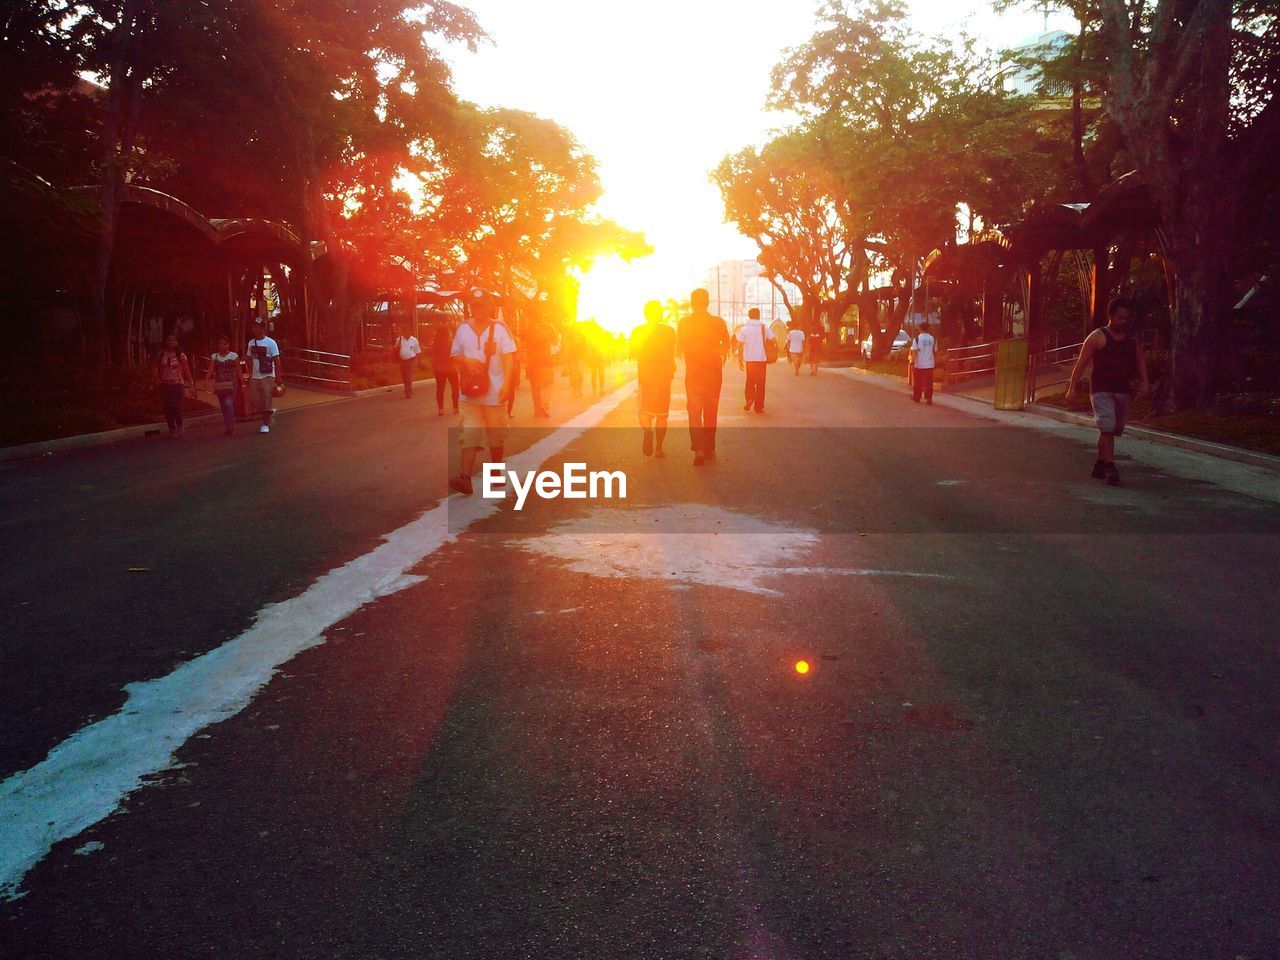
794, 660, 811, 675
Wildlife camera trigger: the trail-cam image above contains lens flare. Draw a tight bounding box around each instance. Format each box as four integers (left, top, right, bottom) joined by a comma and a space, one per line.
794, 660, 811, 675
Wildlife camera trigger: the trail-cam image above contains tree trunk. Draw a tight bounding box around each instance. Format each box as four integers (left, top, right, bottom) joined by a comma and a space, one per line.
87, 0, 144, 380
1161, 214, 1236, 411
1071, 21, 1093, 198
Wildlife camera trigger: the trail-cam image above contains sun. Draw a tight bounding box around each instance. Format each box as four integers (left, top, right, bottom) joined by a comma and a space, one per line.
576, 259, 692, 337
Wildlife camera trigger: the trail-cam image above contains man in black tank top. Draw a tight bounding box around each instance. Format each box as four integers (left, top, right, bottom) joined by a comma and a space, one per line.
1066, 297, 1150, 485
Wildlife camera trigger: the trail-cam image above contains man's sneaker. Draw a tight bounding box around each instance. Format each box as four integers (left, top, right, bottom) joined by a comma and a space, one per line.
1105, 462, 1121, 486
259, 424, 270, 434
448, 474, 474, 496
1092, 460, 1107, 480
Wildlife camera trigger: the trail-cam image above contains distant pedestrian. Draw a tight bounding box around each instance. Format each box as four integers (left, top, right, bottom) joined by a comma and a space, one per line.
204, 334, 241, 436
677, 288, 730, 466
393, 321, 422, 398
582, 320, 607, 395
787, 324, 806, 374
246, 319, 281, 434
563, 323, 585, 397
1065, 297, 1150, 486
525, 316, 556, 418
631, 300, 676, 457
737, 307, 770, 413
910, 321, 937, 404
806, 328, 823, 375
448, 294, 516, 496
155, 332, 194, 438
431, 320, 459, 416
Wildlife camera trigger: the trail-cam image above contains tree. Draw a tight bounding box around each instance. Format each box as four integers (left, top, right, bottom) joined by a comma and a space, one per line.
725, 0, 1063, 355
712, 129, 870, 347
1098, 0, 1279, 409
427, 106, 648, 324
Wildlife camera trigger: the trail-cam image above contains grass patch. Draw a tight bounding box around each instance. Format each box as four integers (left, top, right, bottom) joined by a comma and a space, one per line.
1037, 390, 1280, 457
0, 365, 217, 448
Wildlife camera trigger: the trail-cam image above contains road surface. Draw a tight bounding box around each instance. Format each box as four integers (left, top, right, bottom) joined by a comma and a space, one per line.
2, 362, 1278, 959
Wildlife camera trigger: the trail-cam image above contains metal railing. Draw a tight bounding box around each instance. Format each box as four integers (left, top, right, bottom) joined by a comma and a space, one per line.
280, 346, 352, 391
1026, 328, 1158, 403
942, 340, 1000, 385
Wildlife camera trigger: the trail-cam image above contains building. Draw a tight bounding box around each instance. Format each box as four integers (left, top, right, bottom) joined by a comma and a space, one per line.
701, 259, 800, 327
1001, 30, 1071, 99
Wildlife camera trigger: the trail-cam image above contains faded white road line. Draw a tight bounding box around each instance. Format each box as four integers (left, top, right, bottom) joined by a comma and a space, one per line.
0, 382, 636, 900
518, 506, 957, 596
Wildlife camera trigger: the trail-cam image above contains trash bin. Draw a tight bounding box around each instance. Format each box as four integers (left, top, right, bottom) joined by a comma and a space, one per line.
994, 338, 1028, 410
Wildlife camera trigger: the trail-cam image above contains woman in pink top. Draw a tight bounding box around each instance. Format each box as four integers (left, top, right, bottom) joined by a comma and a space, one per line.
155, 333, 194, 438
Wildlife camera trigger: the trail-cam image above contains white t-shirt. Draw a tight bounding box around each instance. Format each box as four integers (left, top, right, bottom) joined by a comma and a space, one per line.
247, 337, 280, 379
397, 335, 421, 361
450, 321, 517, 405
736, 321, 770, 362
787, 329, 806, 353
912, 332, 936, 369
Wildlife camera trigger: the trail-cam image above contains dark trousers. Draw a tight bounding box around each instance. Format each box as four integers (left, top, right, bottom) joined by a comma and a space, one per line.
400, 359, 417, 396
744, 361, 767, 411
435, 367, 459, 410
529, 364, 552, 414
216, 390, 236, 429
161, 384, 184, 432
686, 377, 722, 454
912, 366, 935, 402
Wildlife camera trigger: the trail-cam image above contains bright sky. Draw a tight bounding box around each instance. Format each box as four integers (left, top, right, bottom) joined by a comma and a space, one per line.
443, 0, 1070, 332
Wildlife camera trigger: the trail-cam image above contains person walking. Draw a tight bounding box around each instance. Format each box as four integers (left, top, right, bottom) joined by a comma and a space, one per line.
1065, 297, 1150, 486
431, 320, 460, 416
393, 320, 422, 398
677, 288, 730, 466
525, 315, 556, 418
737, 307, 770, 413
204, 334, 241, 436
910, 321, 938, 404
787, 324, 806, 374
246, 319, 281, 434
631, 300, 676, 458
448, 295, 517, 496
583, 320, 607, 395
155, 332, 194, 438
806, 327, 823, 375
563, 323, 585, 397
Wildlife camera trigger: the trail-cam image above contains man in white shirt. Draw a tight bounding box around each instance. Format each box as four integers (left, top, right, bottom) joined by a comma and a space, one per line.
394, 320, 422, 398
736, 308, 771, 412
786, 325, 806, 375
448, 294, 517, 495
246, 319, 281, 433
909, 320, 937, 405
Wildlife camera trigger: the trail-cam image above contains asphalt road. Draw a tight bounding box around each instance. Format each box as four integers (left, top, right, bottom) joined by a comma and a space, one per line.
2, 362, 1278, 959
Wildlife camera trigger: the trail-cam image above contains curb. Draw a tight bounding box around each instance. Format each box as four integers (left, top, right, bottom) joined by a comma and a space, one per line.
1026, 402, 1280, 473
832, 365, 1280, 474
0, 378, 441, 464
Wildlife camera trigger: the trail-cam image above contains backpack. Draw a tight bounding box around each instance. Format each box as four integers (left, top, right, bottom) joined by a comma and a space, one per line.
761, 324, 779, 364
459, 323, 497, 398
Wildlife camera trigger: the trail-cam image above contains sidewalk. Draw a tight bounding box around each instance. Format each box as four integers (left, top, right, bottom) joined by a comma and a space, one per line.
833, 364, 1280, 505
0, 370, 462, 464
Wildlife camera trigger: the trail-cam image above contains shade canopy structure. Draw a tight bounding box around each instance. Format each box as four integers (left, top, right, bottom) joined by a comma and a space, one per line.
924, 173, 1167, 344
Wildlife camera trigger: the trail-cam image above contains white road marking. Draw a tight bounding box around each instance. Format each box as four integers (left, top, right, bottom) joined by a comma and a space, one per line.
776, 567, 956, 579
518, 506, 817, 596
518, 506, 952, 596
0, 382, 636, 901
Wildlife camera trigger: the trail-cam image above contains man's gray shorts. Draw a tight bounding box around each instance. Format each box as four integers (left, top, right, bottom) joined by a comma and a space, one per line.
1091, 391, 1131, 436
